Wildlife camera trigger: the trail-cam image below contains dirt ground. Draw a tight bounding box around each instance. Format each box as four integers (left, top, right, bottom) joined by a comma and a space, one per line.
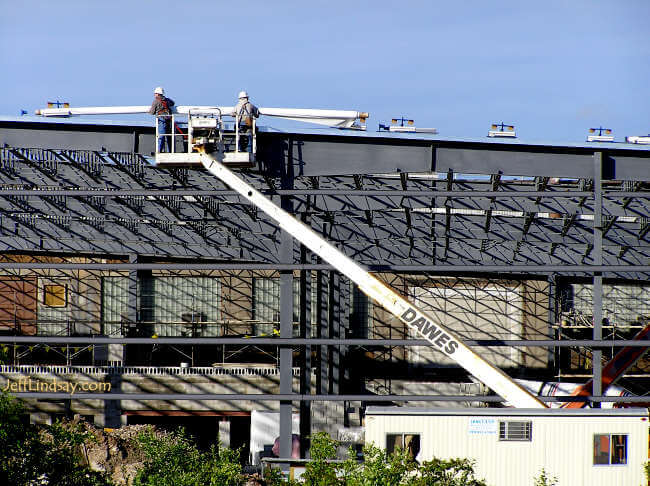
76, 420, 264, 486
79, 422, 149, 486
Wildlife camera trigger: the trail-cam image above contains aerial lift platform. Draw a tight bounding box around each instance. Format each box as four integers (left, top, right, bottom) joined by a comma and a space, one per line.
153, 108, 258, 168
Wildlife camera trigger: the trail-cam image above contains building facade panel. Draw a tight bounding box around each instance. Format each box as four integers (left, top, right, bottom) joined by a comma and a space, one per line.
0, 276, 37, 335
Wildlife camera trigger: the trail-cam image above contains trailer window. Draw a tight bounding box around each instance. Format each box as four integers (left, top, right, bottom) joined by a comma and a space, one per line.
593, 434, 627, 465
499, 421, 532, 441
386, 433, 420, 459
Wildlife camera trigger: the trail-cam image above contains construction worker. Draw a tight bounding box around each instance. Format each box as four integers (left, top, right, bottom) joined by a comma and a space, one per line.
149, 87, 175, 153
233, 90, 259, 151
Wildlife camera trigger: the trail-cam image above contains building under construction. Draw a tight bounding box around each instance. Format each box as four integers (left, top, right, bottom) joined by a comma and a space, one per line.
0, 112, 649, 464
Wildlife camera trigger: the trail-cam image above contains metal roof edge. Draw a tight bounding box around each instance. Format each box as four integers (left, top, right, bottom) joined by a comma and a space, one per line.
2, 115, 649, 153
258, 126, 650, 152
0, 115, 153, 128
364, 406, 648, 417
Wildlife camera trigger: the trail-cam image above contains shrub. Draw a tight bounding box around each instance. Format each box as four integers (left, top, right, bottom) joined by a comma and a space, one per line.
301, 431, 340, 486
0, 392, 112, 486
408, 458, 487, 486
533, 468, 558, 486
341, 443, 417, 486
133, 426, 242, 486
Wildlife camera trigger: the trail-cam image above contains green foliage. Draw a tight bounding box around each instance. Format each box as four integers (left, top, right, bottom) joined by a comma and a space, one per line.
38, 420, 112, 486
263, 466, 301, 486
309, 431, 339, 461
263, 466, 285, 486
298, 433, 487, 486
0, 392, 112, 486
645, 461, 650, 481
0, 344, 10, 364
133, 426, 242, 486
0, 392, 37, 484
408, 458, 487, 486
534, 468, 558, 486
342, 442, 417, 485
301, 431, 340, 486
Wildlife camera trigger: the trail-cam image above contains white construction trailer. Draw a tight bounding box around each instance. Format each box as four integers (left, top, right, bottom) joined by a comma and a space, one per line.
364, 407, 648, 486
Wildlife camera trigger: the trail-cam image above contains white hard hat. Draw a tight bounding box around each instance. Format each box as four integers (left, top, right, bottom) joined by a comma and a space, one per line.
154, 87, 164, 95
238, 90, 248, 99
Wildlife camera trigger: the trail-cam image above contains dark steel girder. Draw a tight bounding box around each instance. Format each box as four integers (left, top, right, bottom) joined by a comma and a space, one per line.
5, 189, 639, 197
4, 336, 650, 347
0, 262, 646, 273
8, 392, 644, 404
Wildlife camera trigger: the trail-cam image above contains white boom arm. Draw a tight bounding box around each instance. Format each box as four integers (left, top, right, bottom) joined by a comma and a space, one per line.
259, 108, 367, 128
35, 105, 368, 128
199, 152, 546, 408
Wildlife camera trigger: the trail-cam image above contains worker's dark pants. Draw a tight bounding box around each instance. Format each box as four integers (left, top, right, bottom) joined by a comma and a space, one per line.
238, 125, 252, 152
158, 118, 172, 152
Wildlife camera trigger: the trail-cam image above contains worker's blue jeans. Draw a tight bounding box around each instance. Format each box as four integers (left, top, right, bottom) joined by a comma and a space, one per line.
157, 117, 172, 152
238, 125, 252, 152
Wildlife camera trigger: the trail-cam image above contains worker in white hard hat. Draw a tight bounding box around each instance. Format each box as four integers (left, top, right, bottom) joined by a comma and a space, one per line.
233, 90, 259, 152
149, 87, 175, 153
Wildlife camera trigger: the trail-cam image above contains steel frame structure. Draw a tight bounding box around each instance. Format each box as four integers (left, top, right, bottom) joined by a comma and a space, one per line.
1, 119, 649, 457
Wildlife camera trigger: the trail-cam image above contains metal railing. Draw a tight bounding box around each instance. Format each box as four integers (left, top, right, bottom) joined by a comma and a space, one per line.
154, 110, 257, 156
154, 114, 186, 154
0, 364, 301, 376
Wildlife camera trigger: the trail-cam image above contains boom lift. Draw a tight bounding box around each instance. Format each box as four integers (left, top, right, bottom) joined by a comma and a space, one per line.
196, 151, 547, 409
36, 100, 546, 408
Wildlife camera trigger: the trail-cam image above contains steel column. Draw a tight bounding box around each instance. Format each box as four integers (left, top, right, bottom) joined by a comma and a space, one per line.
278, 138, 294, 460
279, 269, 293, 458
547, 273, 557, 372
329, 272, 341, 395
592, 152, 603, 406
299, 263, 311, 458
317, 269, 328, 395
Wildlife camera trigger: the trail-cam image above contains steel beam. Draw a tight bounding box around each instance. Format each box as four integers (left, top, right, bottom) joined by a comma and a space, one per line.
0, 263, 646, 273
5, 337, 649, 348
7, 392, 650, 404
5, 189, 631, 197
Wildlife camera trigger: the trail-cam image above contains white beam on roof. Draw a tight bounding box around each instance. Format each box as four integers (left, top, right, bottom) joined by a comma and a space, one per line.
35, 105, 368, 128
35, 106, 151, 116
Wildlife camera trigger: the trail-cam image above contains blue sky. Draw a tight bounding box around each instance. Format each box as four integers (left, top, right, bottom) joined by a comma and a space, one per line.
1, 0, 648, 142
